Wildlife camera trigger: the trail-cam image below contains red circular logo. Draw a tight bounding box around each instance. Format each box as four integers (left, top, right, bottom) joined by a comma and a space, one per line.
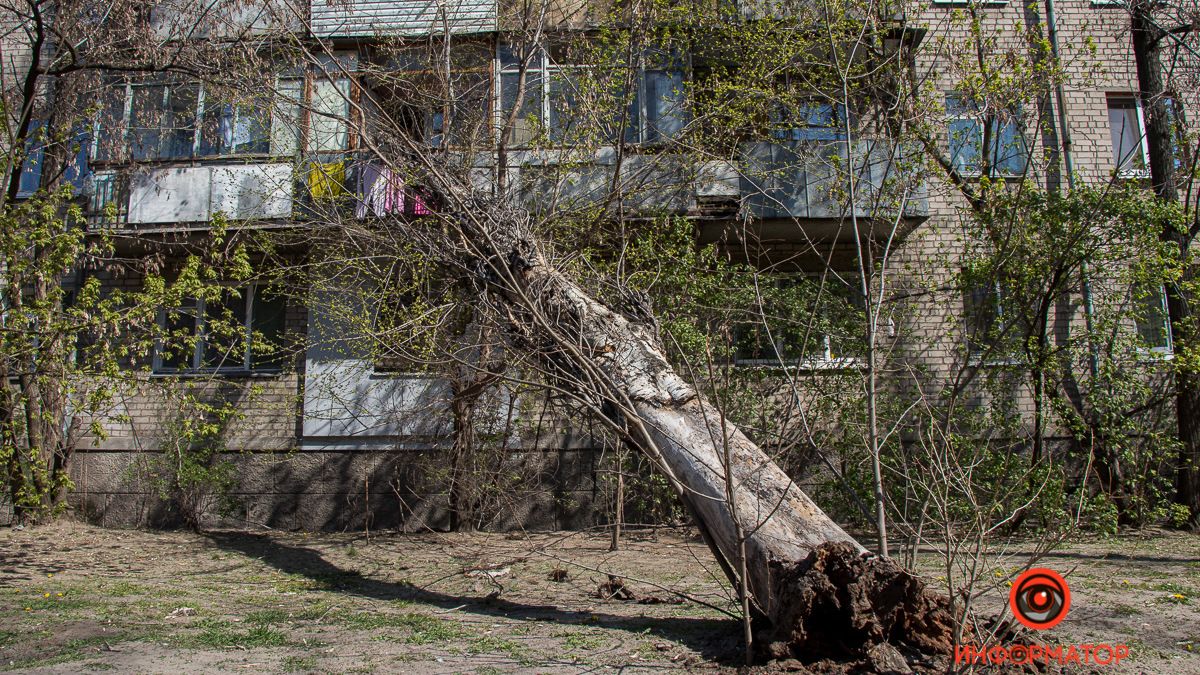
1009, 568, 1070, 630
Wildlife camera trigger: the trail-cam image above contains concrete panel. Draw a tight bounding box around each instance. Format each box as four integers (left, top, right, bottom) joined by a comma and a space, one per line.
210, 164, 294, 220
128, 167, 212, 224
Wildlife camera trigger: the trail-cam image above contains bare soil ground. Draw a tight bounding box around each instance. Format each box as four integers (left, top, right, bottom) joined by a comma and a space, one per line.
0, 522, 1197, 673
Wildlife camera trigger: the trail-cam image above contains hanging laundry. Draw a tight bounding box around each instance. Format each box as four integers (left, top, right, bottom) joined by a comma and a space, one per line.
308, 160, 346, 199
355, 163, 406, 218
408, 189, 432, 216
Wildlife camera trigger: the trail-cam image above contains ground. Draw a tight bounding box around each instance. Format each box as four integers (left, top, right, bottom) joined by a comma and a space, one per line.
0, 523, 1198, 673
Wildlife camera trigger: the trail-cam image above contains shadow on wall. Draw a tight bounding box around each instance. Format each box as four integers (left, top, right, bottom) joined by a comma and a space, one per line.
71, 444, 602, 532
204, 530, 738, 662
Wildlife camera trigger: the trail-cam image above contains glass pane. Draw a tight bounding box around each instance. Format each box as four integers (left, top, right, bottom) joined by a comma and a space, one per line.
643, 70, 685, 143
233, 105, 271, 154
128, 85, 165, 161
964, 285, 998, 354
159, 302, 199, 371
948, 118, 981, 174
500, 72, 543, 146
309, 77, 350, 154
775, 102, 844, 142
991, 119, 1027, 175
18, 144, 44, 196
548, 69, 578, 142
249, 286, 287, 369
198, 101, 232, 156
271, 78, 304, 156
160, 84, 199, 158
1134, 284, 1171, 351
201, 290, 248, 370
622, 83, 641, 144
94, 86, 127, 162
1108, 99, 1145, 171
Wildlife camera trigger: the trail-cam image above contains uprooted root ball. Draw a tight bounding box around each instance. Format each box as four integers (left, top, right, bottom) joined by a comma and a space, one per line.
757, 542, 959, 672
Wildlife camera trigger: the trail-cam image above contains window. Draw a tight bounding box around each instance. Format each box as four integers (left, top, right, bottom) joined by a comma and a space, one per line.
372, 275, 447, 374
14, 123, 91, 197
771, 101, 846, 142
1107, 94, 1148, 176
376, 43, 491, 149
93, 77, 297, 162
199, 102, 271, 156
963, 281, 1025, 361
946, 94, 1028, 177
154, 283, 286, 373
1133, 282, 1172, 355
733, 275, 865, 367
498, 44, 686, 147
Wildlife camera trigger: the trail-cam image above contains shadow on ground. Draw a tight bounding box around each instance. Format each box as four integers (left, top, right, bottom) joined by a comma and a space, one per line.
205, 531, 740, 663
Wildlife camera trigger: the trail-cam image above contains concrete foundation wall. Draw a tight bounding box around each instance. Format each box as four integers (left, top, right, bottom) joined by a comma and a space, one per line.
66, 447, 603, 531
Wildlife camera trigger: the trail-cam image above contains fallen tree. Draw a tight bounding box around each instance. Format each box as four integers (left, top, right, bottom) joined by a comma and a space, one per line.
365, 188, 962, 665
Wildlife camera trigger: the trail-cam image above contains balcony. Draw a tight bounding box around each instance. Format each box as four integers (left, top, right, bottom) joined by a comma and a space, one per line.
738, 138, 927, 222
86, 164, 294, 230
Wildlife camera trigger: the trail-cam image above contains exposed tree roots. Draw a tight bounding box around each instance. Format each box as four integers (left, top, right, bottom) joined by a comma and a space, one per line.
757, 543, 959, 673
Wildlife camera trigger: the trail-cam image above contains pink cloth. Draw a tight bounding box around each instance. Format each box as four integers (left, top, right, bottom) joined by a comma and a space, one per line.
355, 164, 405, 219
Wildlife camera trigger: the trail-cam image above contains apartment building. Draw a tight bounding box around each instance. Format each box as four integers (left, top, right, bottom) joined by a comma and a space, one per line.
4, 0, 1192, 529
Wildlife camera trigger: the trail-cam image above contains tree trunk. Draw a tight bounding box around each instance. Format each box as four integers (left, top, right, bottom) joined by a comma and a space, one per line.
448, 203, 957, 661
1131, 0, 1200, 527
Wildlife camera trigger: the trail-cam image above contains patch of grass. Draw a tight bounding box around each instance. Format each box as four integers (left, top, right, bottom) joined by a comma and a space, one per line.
281, 655, 318, 672
180, 619, 290, 649
343, 610, 468, 638
0, 630, 16, 648
1152, 582, 1192, 604
19, 593, 93, 613
273, 574, 334, 593
1111, 604, 1142, 617
469, 635, 527, 661
1, 635, 125, 672
293, 603, 335, 621
100, 581, 145, 597
340, 611, 463, 644
246, 609, 292, 625
560, 631, 606, 651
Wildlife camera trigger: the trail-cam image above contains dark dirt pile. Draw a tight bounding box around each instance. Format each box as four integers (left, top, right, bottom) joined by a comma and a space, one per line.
756, 542, 960, 673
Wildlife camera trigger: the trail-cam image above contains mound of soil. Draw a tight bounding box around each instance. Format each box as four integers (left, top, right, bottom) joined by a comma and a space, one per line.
757, 542, 959, 673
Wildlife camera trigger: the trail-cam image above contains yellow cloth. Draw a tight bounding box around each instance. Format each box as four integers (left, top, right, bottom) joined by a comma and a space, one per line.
308, 161, 346, 199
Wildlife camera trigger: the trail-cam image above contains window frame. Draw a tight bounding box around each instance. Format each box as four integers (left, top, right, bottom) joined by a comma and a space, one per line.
963, 280, 1026, 366
152, 282, 286, 375
1132, 282, 1174, 358
495, 42, 687, 148
1106, 93, 1151, 179
92, 75, 310, 164
945, 93, 1030, 178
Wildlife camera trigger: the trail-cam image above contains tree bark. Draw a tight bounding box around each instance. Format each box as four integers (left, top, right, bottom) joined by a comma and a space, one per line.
1131, 0, 1200, 527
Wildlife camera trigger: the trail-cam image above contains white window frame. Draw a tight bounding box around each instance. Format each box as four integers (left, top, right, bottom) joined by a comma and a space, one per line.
92, 77, 302, 163
1107, 93, 1152, 179
495, 43, 686, 148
